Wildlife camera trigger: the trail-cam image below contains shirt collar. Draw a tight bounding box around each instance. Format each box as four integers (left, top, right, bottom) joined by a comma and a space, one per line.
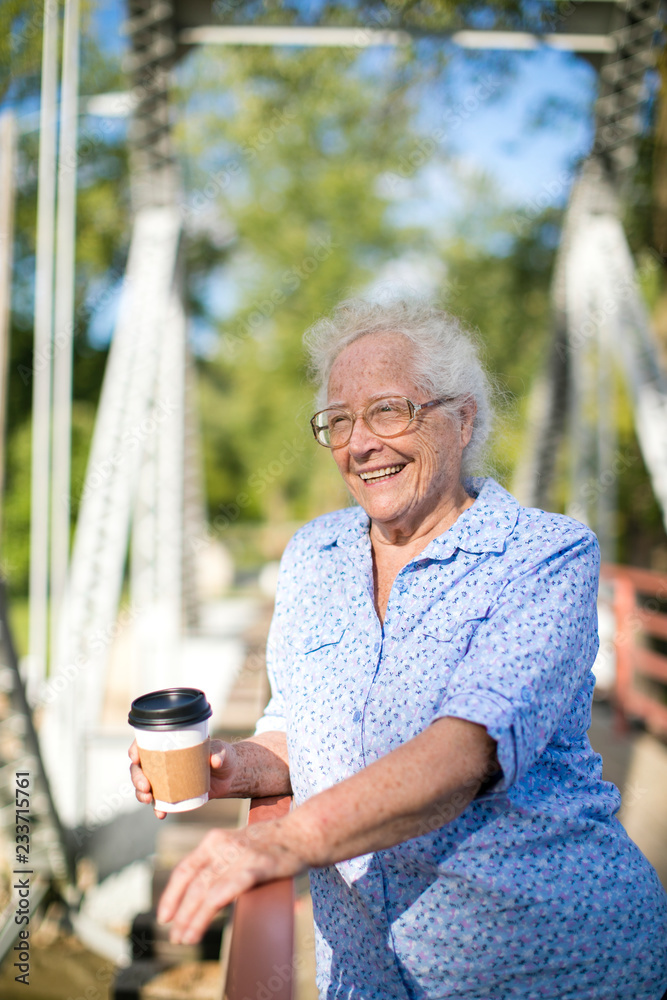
425, 477, 520, 557
319, 477, 520, 556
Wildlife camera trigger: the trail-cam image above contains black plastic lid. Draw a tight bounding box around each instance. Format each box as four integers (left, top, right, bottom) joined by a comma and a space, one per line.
128, 687, 212, 730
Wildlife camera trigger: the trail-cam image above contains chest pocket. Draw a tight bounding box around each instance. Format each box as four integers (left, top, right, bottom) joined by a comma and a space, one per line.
421, 598, 491, 644
286, 625, 347, 654
285, 625, 349, 712
405, 599, 492, 711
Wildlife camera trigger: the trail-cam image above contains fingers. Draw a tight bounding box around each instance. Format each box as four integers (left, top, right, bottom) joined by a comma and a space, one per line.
169, 866, 255, 944
157, 830, 247, 937
129, 744, 156, 810
156, 825, 303, 945
157, 843, 210, 925
130, 761, 152, 803
132, 766, 165, 817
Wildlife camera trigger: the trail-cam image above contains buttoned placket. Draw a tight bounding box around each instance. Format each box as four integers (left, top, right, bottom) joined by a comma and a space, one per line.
336, 541, 415, 1000
333, 525, 495, 1000
339, 534, 383, 771
347, 548, 429, 1000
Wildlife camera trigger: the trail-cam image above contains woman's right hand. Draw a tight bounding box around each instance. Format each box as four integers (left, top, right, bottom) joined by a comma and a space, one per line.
129, 739, 238, 820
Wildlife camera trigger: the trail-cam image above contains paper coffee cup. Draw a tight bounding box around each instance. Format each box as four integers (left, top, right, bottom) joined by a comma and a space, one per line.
128, 687, 213, 813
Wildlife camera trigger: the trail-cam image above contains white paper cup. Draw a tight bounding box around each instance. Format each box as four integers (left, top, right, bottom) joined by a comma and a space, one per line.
129, 688, 213, 813
132, 718, 210, 812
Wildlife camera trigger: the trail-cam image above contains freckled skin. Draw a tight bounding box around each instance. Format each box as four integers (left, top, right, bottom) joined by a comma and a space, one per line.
327, 331, 476, 557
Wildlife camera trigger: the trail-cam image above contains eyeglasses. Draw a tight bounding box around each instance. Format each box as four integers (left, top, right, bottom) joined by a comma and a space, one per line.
310, 395, 449, 449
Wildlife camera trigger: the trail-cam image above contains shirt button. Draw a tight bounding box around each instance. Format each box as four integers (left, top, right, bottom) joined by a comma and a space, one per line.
352, 710, 361, 723
373, 642, 380, 652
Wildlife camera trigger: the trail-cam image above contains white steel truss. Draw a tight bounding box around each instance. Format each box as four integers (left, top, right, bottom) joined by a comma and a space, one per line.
41, 205, 184, 825
130, 257, 188, 694
513, 158, 667, 557
565, 166, 667, 535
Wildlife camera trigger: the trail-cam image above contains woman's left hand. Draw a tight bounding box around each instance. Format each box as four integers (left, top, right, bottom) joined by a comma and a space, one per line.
156, 822, 306, 944
157, 717, 496, 945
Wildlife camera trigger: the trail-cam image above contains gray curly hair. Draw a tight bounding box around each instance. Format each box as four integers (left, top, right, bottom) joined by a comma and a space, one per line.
303, 296, 493, 474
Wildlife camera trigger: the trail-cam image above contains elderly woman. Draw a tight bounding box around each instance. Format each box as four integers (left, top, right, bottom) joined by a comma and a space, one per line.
131, 299, 667, 999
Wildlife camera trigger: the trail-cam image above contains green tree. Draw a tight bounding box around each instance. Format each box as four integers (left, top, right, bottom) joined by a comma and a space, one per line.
175, 42, 437, 526
3, 0, 130, 594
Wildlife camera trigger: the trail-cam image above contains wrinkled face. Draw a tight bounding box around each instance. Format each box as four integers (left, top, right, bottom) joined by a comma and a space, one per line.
326, 332, 474, 531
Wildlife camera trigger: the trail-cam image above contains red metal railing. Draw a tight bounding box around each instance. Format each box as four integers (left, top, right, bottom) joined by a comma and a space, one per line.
601, 563, 667, 737
223, 795, 295, 1000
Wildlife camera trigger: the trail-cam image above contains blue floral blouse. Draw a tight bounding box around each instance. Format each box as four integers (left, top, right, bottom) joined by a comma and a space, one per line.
255, 477, 667, 999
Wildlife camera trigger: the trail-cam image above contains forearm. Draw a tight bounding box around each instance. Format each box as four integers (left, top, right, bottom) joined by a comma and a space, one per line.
225, 731, 292, 798
277, 717, 497, 867
156, 717, 499, 945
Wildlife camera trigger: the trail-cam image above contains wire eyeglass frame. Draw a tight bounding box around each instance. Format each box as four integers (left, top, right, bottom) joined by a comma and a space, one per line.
310, 395, 450, 449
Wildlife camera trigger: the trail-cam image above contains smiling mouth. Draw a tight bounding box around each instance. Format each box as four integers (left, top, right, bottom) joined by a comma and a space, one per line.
358, 464, 406, 483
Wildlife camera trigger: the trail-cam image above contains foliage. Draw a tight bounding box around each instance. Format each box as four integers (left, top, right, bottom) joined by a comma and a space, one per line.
435, 213, 558, 484
175, 42, 441, 525
212, 0, 526, 33
3, 402, 95, 593
2, 0, 130, 596
3, 0, 665, 597
1, 1, 105, 105
0, 0, 49, 105
176, 34, 560, 530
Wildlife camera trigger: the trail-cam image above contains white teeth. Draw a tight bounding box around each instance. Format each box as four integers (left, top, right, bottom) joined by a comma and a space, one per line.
359, 465, 404, 481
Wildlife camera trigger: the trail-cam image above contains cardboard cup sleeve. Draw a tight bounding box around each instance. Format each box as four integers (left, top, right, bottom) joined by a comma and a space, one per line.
139, 738, 211, 805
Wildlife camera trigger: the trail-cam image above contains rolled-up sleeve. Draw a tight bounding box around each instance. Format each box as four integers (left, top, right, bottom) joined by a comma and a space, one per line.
434, 528, 600, 793
253, 610, 288, 734
253, 541, 298, 736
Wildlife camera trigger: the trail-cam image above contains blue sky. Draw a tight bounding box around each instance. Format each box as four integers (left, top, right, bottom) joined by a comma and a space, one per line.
88, 1, 597, 210
83, 2, 599, 341
441, 49, 595, 204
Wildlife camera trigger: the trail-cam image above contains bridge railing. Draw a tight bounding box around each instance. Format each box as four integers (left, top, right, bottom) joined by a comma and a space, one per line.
601, 563, 667, 737
222, 794, 296, 1000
